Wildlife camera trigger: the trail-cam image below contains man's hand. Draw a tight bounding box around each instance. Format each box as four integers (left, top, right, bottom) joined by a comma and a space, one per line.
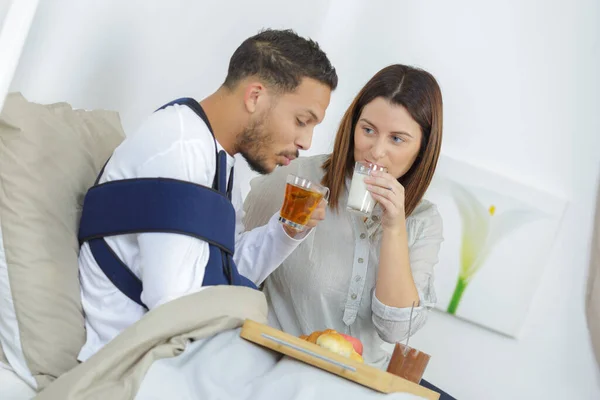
283, 199, 327, 238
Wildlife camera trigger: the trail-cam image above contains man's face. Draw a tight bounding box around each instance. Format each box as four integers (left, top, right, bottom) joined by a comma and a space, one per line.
238, 78, 331, 174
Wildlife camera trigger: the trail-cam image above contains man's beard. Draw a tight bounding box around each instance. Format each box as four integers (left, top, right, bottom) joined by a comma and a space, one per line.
236, 118, 298, 175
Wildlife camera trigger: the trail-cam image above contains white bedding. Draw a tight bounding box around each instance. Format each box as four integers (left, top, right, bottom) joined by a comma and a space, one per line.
135, 328, 425, 400
34, 287, 432, 400
0, 363, 36, 399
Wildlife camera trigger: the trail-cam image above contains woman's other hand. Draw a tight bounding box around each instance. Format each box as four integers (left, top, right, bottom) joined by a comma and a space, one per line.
364, 170, 406, 232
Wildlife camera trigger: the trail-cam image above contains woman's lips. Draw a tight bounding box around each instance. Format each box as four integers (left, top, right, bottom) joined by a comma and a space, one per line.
364, 159, 384, 169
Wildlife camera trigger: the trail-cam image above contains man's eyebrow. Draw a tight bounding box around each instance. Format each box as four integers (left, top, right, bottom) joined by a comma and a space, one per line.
303, 109, 319, 122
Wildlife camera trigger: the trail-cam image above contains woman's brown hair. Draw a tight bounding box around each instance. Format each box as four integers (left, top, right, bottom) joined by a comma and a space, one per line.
322, 64, 443, 217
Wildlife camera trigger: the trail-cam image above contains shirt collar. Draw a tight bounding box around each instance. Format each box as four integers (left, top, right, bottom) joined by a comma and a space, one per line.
215, 139, 235, 169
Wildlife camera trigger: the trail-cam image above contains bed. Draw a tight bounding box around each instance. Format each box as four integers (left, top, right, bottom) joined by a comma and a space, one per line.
0, 93, 437, 400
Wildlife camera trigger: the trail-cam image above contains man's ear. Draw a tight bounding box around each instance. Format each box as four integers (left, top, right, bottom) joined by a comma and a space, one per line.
243, 82, 266, 114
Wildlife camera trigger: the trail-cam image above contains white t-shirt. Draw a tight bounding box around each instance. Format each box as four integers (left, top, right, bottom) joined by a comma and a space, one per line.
78, 103, 304, 361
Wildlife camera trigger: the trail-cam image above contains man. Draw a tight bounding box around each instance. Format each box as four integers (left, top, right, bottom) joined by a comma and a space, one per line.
76, 29, 337, 362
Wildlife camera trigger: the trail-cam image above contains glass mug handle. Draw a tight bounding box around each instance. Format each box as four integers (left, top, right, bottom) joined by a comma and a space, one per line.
322, 186, 330, 203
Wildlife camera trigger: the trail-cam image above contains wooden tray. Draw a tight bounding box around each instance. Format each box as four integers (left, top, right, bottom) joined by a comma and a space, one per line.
240, 319, 439, 400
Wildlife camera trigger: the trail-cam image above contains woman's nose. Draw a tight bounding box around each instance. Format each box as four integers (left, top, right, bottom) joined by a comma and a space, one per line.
370, 137, 386, 161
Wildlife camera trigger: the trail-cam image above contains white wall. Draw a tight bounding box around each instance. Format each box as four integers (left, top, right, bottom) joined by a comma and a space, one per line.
10, 1, 600, 399
0, 0, 38, 111
311, 1, 600, 400
0, 0, 11, 30
10, 0, 332, 133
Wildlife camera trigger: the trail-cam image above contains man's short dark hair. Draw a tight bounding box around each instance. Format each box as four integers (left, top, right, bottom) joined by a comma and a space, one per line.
223, 29, 338, 92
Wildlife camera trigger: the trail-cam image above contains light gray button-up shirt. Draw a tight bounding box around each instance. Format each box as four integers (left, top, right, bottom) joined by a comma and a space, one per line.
243, 154, 444, 369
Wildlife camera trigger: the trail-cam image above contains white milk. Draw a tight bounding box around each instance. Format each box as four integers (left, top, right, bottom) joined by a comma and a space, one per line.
347, 171, 376, 216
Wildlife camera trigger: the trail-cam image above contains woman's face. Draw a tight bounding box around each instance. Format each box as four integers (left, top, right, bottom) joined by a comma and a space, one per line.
353, 97, 422, 179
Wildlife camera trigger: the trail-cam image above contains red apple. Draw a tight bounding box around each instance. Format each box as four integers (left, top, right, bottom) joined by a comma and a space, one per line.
340, 333, 363, 356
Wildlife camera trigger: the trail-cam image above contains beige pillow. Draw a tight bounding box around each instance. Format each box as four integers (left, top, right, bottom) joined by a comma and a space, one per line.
0, 92, 125, 390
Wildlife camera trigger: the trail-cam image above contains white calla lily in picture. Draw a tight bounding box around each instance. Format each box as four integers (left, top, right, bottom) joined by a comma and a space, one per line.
425, 155, 566, 338
446, 180, 546, 315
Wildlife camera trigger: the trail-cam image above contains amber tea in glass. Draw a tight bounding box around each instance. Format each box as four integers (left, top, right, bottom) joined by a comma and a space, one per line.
278, 174, 329, 231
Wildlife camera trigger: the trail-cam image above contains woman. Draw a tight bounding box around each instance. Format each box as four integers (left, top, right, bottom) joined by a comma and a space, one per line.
243, 64, 444, 369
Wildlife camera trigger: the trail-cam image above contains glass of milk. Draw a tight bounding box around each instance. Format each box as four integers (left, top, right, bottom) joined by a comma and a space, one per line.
346, 161, 387, 217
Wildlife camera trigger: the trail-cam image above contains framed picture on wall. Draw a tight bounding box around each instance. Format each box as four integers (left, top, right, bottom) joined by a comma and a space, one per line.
424, 154, 567, 338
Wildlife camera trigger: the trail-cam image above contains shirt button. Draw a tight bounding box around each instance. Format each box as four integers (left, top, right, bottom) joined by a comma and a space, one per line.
351, 294, 357, 300
355, 275, 361, 282
360, 233, 366, 239
372, 216, 379, 222
358, 258, 364, 263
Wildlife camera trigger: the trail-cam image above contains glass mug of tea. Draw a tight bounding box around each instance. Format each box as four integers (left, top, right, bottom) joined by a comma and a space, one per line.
278, 174, 330, 231
346, 161, 388, 217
